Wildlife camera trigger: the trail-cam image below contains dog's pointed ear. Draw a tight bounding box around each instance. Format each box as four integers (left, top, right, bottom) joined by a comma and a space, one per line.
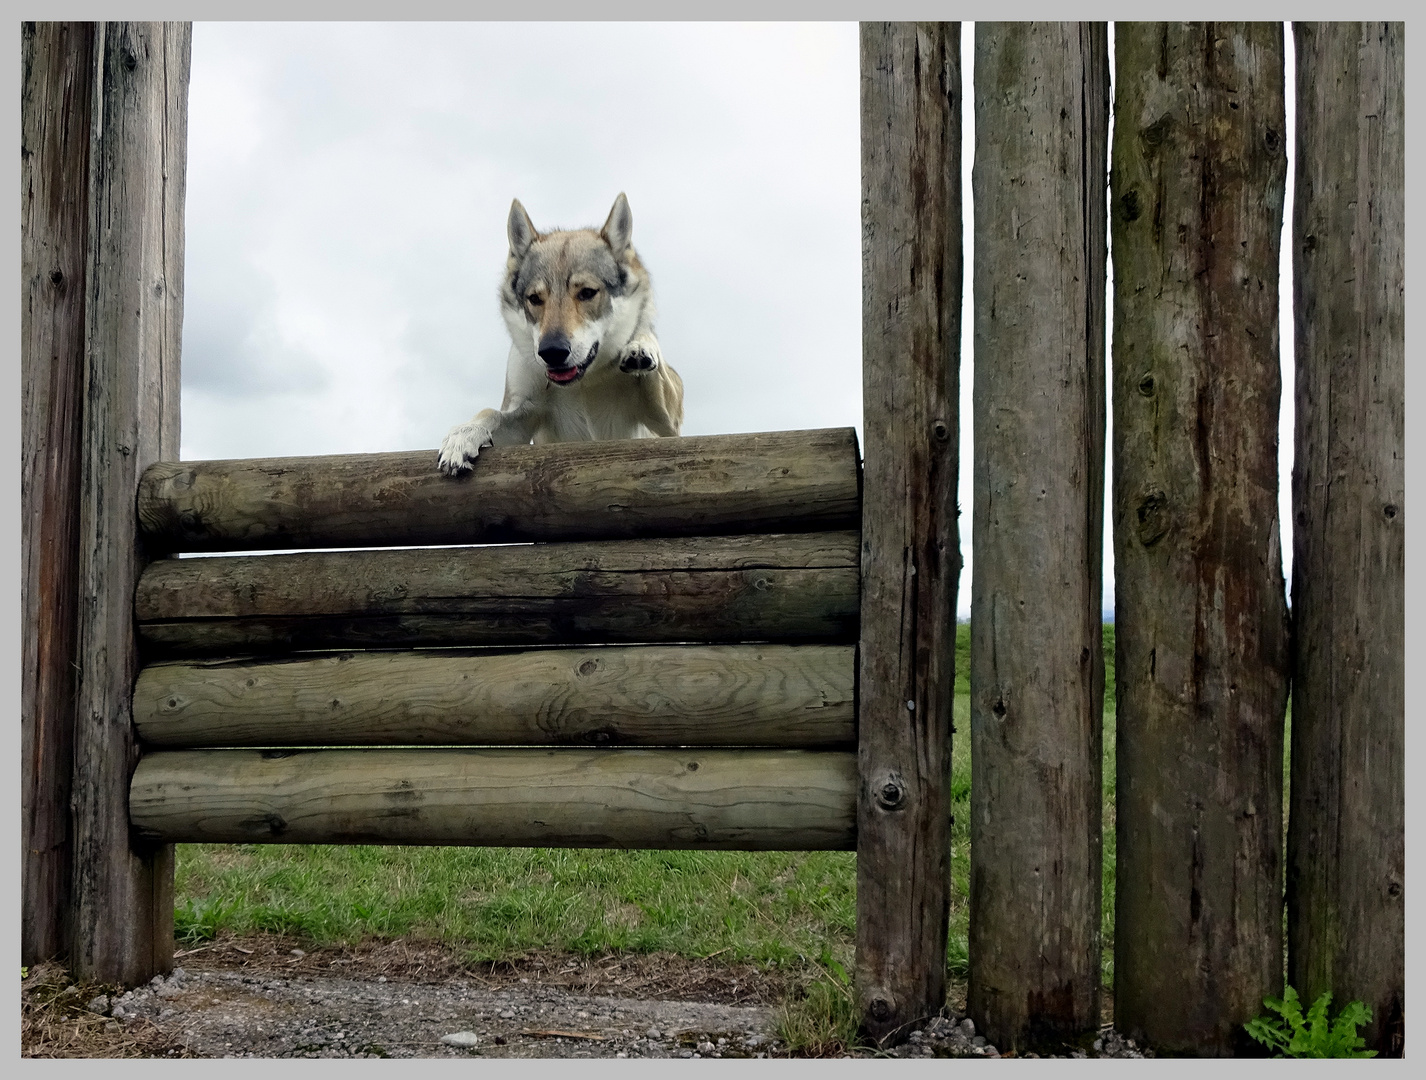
508, 199, 538, 259
600, 192, 633, 257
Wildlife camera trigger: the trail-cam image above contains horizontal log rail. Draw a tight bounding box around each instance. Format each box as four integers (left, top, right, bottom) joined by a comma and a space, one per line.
137, 428, 862, 553
136, 531, 860, 656
133, 644, 856, 748
130, 747, 857, 850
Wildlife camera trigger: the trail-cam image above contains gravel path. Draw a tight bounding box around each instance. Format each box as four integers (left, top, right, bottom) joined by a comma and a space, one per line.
31, 936, 1155, 1059
92, 965, 782, 1059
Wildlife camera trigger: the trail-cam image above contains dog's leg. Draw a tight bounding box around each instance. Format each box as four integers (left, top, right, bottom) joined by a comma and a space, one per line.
625, 340, 684, 438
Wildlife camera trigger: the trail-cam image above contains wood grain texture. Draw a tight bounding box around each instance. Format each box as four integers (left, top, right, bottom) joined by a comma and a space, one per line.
136, 531, 860, 656
1110, 23, 1289, 1056
137, 428, 861, 553
1287, 22, 1404, 1059
967, 22, 1108, 1052
21, 20, 95, 967
70, 21, 188, 986
133, 644, 855, 749
130, 748, 857, 850
857, 22, 961, 1045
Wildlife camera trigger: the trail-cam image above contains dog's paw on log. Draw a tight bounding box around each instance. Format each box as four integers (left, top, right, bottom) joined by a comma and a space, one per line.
437, 417, 496, 476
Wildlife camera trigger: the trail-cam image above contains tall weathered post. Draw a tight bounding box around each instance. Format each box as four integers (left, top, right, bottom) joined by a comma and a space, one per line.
70, 21, 190, 985
857, 21, 962, 1045
968, 21, 1108, 1053
1287, 22, 1405, 1059
1110, 23, 1289, 1056
22, 21, 98, 967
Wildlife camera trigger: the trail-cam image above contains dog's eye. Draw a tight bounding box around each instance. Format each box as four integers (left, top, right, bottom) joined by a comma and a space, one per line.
576, 287, 598, 301
526, 294, 543, 306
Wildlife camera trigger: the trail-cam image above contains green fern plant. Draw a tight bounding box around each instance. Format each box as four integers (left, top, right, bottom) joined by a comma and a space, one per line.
1244, 985, 1377, 1058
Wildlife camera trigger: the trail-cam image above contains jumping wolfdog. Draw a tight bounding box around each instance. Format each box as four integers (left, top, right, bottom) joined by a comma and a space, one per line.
437, 193, 684, 474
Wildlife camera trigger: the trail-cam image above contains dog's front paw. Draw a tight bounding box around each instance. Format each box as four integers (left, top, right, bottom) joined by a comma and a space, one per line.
618, 337, 662, 375
437, 419, 495, 476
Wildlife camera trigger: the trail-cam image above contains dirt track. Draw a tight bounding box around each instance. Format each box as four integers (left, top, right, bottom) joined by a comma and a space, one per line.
24, 936, 792, 1059
23, 933, 1148, 1059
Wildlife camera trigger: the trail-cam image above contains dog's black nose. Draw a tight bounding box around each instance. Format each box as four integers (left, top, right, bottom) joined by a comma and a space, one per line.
538, 338, 572, 367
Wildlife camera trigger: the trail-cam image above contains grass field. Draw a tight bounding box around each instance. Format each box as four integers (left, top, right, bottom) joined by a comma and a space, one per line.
173, 624, 1120, 1043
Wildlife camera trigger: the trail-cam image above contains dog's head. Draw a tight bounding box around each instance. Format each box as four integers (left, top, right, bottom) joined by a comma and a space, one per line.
500, 193, 644, 386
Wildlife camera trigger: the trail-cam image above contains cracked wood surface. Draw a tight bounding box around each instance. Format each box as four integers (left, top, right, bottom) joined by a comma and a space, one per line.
1109, 22, 1289, 1057
967, 21, 1108, 1053
856, 21, 961, 1046
70, 21, 189, 986
136, 532, 859, 656
1286, 21, 1404, 1059
21, 20, 96, 966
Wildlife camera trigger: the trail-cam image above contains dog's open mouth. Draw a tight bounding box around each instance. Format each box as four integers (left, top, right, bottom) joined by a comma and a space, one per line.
546, 342, 599, 385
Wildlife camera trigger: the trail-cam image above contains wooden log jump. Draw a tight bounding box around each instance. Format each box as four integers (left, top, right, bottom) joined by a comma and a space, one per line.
135, 530, 859, 656
129, 748, 857, 850
137, 427, 861, 552
133, 644, 855, 749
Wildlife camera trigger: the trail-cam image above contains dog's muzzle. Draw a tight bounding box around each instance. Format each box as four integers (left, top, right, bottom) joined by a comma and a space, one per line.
545, 341, 599, 385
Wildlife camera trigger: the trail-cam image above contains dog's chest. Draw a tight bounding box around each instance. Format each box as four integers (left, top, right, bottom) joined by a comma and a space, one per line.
535, 379, 648, 443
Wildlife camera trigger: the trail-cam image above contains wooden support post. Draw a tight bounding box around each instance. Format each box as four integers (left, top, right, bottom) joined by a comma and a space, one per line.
70, 21, 189, 985
857, 21, 961, 1045
1110, 23, 1289, 1056
21, 21, 97, 967
1287, 22, 1405, 1059
968, 22, 1108, 1053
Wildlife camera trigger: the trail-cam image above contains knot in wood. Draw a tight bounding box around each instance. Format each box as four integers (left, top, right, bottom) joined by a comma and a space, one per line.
1138, 373, 1155, 396
931, 419, 950, 442
874, 772, 907, 811
1135, 489, 1171, 547
868, 996, 894, 1022
1119, 189, 1142, 222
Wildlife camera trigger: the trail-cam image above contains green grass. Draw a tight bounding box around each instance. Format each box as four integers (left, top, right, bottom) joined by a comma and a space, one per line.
177, 845, 857, 967
174, 623, 1122, 1050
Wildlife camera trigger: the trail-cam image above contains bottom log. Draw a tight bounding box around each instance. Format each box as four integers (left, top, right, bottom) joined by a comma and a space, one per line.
130, 748, 856, 850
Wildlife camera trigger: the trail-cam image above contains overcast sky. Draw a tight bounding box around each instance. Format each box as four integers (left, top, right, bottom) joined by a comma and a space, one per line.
181, 22, 1297, 619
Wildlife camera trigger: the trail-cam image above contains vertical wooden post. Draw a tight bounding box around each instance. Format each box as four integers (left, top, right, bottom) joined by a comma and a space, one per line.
968, 22, 1108, 1053
22, 21, 98, 967
1110, 23, 1289, 1056
1287, 22, 1404, 1059
857, 22, 961, 1045
70, 21, 189, 985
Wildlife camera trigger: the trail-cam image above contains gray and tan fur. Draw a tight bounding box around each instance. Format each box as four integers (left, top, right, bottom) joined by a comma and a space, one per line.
437, 193, 683, 474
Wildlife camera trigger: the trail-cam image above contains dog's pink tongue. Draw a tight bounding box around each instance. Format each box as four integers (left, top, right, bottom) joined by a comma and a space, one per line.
546, 367, 579, 384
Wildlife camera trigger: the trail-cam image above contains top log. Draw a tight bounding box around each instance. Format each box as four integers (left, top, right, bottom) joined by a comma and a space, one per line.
138, 428, 862, 553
